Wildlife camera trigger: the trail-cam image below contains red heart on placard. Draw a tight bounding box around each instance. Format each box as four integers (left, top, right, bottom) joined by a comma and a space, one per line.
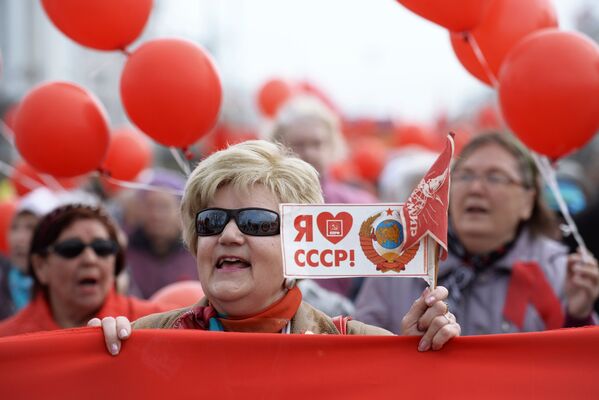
316, 212, 353, 244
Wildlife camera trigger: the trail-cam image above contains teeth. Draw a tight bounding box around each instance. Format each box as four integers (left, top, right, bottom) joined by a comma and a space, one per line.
220, 258, 241, 265
217, 257, 249, 268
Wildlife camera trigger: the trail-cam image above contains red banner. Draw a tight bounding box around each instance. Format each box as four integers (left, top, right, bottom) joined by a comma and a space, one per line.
1, 326, 598, 399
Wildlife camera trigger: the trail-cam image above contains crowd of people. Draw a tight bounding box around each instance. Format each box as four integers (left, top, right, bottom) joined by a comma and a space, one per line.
0, 95, 597, 358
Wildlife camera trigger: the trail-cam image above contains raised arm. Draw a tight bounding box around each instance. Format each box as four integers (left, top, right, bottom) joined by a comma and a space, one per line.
565, 250, 599, 323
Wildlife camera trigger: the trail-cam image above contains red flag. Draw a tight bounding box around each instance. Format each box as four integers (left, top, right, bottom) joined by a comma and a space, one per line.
401, 133, 454, 259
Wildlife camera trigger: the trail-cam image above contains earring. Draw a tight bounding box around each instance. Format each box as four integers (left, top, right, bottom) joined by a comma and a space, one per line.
284, 278, 296, 290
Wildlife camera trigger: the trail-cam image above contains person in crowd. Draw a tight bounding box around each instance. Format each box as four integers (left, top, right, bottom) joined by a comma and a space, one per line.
269, 95, 376, 303
355, 133, 599, 335
0, 188, 59, 320
126, 168, 198, 299
378, 149, 437, 203
90, 140, 460, 355
269, 95, 376, 205
0, 204, 165, 336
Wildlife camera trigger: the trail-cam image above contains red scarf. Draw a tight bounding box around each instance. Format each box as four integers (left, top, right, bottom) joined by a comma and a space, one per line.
0, 289, 164, 337
503, 261, 564, 330
173, 287, 302, 333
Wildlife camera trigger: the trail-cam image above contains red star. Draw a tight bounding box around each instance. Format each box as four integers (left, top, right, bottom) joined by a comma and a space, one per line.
386, 208, 393, 216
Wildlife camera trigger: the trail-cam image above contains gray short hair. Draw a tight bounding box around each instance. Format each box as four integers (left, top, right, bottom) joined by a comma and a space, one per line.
181, 140, 324, 253
268, 95, 347, 161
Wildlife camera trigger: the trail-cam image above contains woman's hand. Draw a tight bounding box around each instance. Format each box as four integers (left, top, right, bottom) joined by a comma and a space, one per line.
566, 250, 599, 319
88, 316, 132, 356
400, 286, 461, 352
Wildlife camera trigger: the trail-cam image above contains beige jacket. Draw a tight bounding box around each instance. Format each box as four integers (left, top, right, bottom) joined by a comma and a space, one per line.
133, 300, 392, 335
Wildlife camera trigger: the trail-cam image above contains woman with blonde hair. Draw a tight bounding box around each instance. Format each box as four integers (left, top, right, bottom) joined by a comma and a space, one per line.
92, 140, 459, 354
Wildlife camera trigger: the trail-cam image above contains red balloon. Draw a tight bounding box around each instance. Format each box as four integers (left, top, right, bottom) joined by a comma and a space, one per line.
14, 82, 110, 177
329, 159, 361, 184
257, 78, 295, 118
10, 161, 83, 197
201, 124, 258, 155
121, 39, 222, 148
41, 0, 153, 51
297, 81, 340, 116
391, 123, 441, 151
499, 30, 599, 159
0, 200, 17, 256
102, 128, 153, 181
451, 0, 557, 85
150, 281, 204, 309
351, 138, 388, 183
475, 104, 503, 131
397, 0, 492, 32
448, 128, 473, 157
342, 118, 379, 140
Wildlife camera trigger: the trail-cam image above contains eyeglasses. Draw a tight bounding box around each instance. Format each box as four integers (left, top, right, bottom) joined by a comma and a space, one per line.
48, 238, 119, 259
195, 208, 280, 236
452, 170, 527, 188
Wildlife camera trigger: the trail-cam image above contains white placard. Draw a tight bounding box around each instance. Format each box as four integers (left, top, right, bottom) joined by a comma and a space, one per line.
281, 203, 436, 284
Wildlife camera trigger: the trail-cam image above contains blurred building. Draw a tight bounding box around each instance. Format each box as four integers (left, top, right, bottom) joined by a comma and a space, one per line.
0, 1, 122, 118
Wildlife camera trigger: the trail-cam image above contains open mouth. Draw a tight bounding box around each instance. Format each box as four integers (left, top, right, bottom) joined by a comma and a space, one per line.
465, 205, 489, 215
78, 277, 99, 286
215, 256, 251, 270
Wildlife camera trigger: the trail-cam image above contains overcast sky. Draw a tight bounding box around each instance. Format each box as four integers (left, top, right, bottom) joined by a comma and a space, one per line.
2, 0, 593, 124
153, 0, 594, 122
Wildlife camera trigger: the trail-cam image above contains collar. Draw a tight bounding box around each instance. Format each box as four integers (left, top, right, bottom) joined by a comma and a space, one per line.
173, 287, 302, 333
446, 223, 526, 272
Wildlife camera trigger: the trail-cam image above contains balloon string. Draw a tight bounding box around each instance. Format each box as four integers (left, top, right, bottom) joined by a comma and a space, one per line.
0, 160, 41, 191
0, 120, 65, 191
465, 32, 500, 88
98, 172, 184, 196
169, 147, 191, 176
0, 118, 184, 195
532, 154, 591, 261
465, 32, 503, 122
37, 173, 65, 192
88, 56, 119, 80
467, 32, 590, 260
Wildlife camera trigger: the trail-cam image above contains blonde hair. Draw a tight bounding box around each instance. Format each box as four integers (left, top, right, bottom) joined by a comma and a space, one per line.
268, 95, 347, 161
181, 140, 323, 253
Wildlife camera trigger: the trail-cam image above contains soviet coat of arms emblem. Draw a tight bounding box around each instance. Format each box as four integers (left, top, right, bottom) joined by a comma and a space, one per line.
358, 208, 419, 273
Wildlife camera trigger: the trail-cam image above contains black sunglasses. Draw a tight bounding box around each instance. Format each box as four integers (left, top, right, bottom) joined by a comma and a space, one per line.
48, 238, 119, 259
195, 208, 280, 236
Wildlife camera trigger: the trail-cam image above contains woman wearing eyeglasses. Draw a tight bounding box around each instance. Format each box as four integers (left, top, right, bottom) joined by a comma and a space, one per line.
91, 140, 460, 355
355, 133, 599, 335
0, 205, 164, 337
